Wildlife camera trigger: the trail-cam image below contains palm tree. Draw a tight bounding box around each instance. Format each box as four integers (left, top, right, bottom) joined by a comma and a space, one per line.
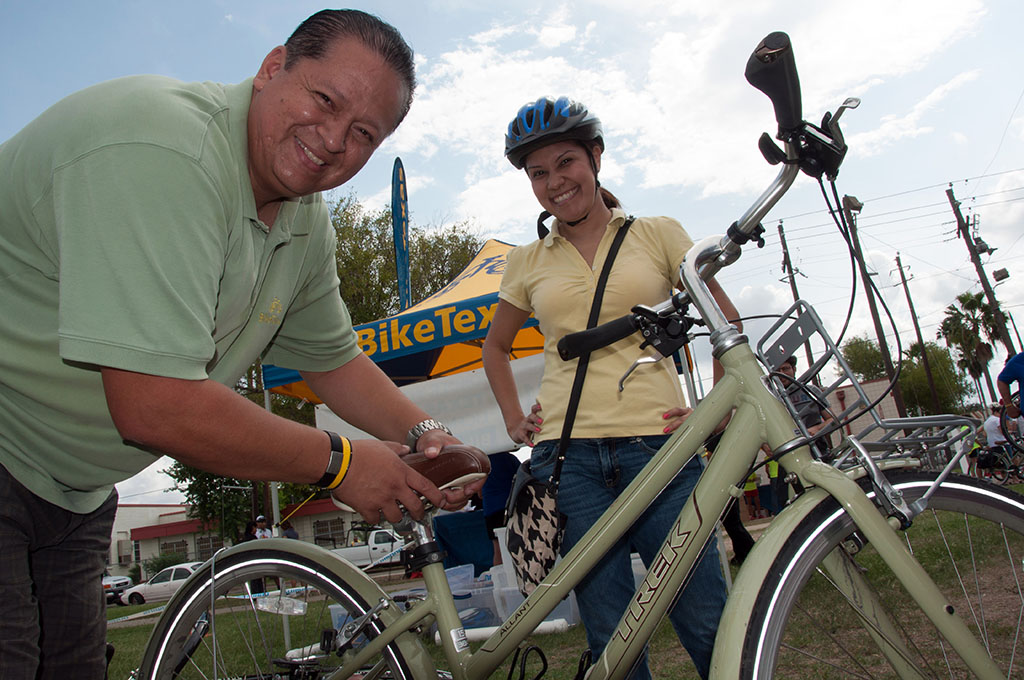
938, 291, 999, 403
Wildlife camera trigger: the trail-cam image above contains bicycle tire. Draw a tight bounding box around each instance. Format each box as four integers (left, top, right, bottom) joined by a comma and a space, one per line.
989, 450, 1012, 485
736, 470, 1024, 679
137, 540, 434, 680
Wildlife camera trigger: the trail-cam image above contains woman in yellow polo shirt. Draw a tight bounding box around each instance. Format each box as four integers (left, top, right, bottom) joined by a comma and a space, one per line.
483, 97, 737, 680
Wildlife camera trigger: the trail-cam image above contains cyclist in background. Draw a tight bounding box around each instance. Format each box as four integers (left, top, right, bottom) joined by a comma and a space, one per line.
998, 350, 1024, 418
484, 96, 736, 680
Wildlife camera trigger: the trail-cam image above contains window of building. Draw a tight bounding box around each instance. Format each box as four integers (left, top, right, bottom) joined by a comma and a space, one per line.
196, 535, 225, 561
160, 539, 189, 560
313, 517, 346, 548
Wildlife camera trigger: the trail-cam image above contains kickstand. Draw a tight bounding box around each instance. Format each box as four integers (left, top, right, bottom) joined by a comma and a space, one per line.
573, 649, 593, 680
505, 644, 549, 680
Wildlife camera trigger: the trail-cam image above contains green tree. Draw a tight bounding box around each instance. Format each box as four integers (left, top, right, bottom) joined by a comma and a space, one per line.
899, 341, 971, 415
840, 336, 972, 416
840, 335, 887, 382
938, 291, 1000, 402
331, 191, 483, 323
164, 191, 483, 540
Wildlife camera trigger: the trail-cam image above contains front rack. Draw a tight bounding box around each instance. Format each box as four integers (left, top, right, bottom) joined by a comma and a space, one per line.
755, 299, 978, 475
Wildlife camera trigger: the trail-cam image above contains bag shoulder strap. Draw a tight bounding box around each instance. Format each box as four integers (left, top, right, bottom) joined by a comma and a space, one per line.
549, 215, 635, 488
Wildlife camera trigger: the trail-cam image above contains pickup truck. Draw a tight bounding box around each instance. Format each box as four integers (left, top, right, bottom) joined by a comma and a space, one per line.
329, 529, 405, 568
103, 569, 133, 605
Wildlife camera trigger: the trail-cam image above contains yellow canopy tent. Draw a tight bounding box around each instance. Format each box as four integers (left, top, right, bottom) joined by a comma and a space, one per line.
263, 239, 544, 402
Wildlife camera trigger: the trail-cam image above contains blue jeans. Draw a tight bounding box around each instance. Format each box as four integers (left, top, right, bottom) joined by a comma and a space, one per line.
531, 436, 726, 680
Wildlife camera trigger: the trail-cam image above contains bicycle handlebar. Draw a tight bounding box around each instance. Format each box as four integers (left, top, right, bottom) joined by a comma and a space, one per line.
558, 314, 639, 361
745, 31, 802, 133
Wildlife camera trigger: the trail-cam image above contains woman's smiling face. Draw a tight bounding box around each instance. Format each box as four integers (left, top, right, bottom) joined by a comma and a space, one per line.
524, 140, 602, 224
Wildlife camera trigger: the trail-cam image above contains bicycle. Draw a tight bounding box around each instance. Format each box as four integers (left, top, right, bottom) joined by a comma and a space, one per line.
983, 444, 1024, 485
136, 32, 1024, 680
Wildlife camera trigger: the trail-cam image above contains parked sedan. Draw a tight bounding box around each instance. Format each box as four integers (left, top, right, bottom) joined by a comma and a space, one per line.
124, 562, 203, 605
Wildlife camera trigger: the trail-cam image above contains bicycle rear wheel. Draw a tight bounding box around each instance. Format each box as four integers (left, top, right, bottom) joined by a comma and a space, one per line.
737, 470, 1024, 679
137, 540, 432, 680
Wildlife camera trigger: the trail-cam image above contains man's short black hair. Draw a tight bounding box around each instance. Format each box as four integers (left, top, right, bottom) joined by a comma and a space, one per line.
284, 9, 416, 127
783, 356, 797, 368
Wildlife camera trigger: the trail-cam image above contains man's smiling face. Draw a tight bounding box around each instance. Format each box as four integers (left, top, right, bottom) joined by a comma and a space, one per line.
247, 37, 404, 211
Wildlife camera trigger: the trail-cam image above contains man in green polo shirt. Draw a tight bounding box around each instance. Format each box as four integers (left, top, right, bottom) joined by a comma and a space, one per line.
0, 10, 480, 679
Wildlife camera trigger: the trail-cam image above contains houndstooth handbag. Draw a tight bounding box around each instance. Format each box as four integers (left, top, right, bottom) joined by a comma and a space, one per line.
504, 461, 565, 595
503, 217, 634, 597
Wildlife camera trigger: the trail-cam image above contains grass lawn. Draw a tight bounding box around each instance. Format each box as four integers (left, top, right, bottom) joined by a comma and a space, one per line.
105, 600, 697, 679
105, 480, 1024, 679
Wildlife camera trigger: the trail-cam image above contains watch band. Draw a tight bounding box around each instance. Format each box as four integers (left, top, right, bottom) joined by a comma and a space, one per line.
317, 431, 352, 489
405, 418, 453, 449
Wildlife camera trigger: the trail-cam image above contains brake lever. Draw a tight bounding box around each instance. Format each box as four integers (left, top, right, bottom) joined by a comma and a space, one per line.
619, 354, 663, 392
826, 97, 861, 148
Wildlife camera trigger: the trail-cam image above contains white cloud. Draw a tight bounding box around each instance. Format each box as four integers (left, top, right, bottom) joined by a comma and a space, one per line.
849, 71, 979, 157
455, 171, 538, 241
116, 457, 186, 504
379, 0, 993, 233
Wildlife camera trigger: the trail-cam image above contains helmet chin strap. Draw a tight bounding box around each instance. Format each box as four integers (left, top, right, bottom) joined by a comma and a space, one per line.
562, 145, 602, 227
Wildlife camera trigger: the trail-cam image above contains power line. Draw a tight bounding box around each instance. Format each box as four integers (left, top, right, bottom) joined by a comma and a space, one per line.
773, 168, 1024, 222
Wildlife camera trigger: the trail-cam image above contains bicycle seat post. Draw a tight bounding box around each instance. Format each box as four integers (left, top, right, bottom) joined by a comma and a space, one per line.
395, 515, 446, 574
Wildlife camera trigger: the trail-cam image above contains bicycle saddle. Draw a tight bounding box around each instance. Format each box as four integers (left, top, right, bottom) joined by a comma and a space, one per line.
331, 443, 491, 513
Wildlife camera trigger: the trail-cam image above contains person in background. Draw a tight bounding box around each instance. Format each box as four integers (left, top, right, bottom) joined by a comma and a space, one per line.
483, 96, 735, 680
0, 10, 482, 679
255, 515, 273, 539
281, 519, 300, 539
998, 350, 1024, 419
979, 404, 1008, 478
240, 520, 259, 544
481, 451, 521, 566
743, 471, 766, 520
777, 356, 833, 456
238, 520, 265, 593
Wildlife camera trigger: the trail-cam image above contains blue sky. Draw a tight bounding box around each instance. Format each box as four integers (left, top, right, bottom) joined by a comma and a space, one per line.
3, 1, 1021, 502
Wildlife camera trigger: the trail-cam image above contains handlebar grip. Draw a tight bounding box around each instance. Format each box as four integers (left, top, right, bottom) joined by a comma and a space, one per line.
557, 315, 639, 361
744, 31, 802, 132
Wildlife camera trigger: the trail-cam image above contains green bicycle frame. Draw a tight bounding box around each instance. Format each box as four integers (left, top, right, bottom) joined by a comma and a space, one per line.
330, 125, 1004, 680
331, 331, 1003, 680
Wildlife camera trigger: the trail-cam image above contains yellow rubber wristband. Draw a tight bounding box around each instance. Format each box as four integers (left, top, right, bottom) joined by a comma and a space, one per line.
325, 436, 352, 490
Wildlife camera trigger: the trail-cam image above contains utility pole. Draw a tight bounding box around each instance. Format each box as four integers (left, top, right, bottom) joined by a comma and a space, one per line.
777, 221, 815, 371
945, 186, 1017, 357
894, 253, 941, 413
844, 195, 908, 418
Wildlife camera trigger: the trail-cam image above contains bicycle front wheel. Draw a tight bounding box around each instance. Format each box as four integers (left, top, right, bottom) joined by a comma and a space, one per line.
137, 539, 433, 680
737, 471, 1024, 679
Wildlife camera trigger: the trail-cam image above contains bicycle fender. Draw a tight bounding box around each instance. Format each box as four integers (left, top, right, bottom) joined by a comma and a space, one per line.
711, 486, 830, 678
710, 458, 918, 678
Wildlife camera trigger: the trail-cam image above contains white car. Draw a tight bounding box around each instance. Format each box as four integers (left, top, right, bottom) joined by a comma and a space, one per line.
124, 562, 203, 605
102, 570, 133, 605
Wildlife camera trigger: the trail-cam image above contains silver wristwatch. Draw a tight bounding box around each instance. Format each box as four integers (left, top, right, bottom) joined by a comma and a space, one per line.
405, 418, 452, 449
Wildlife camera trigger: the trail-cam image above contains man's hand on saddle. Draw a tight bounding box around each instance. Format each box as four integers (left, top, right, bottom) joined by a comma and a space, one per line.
331, 435, 488, 524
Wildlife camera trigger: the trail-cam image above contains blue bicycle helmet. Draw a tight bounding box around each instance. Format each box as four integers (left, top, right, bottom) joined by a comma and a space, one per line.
505, 96, 604, 169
